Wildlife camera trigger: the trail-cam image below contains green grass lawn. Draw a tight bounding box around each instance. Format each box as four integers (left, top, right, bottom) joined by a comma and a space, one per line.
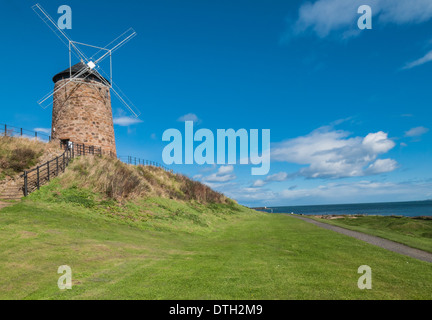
308, 215, 432, 253
1, 194, 431, 300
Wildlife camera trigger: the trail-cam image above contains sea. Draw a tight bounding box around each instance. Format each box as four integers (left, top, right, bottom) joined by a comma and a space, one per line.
258, 200, 432, 217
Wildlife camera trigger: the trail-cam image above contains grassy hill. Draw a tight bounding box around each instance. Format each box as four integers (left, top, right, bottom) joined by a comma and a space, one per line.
0, 137, 431, 299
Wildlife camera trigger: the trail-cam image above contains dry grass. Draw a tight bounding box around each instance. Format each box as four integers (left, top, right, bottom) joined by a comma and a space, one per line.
0, 137, 61, 180
59, 156, 229, 204
0, 136, 228, 205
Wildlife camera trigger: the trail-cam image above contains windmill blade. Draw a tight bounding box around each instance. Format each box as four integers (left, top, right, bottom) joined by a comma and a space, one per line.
91, 28, 136, 60
92, 28, 137, 66
32, 3, 89, 63
32, 4, 140, 118
95, 66, 141, 118
37, 64, 92, 109
89, 66, 111, 88
110, 83, 141, 118
104, 28, 137, 55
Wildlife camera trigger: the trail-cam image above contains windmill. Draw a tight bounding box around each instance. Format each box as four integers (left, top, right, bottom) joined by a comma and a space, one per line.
32, 3, 141, 155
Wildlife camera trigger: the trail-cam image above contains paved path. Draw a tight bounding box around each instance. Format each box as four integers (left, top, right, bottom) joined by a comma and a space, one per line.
292, 215, 432, 263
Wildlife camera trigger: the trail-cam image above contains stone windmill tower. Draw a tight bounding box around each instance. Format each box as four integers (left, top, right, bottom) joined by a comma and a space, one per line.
33, 3, 140, 156
51, 62, 116, 155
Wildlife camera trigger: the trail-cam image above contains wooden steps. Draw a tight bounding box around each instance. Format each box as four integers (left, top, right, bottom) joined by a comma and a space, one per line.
0, 201, 11, 210
0, 179, 24, 201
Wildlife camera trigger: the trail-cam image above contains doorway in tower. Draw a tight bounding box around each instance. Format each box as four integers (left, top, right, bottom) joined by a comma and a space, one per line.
60, 139, 70, 151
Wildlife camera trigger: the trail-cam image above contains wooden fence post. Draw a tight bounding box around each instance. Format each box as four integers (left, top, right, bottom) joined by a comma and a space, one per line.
24, 171, 28, 197
37, 166, 40, 190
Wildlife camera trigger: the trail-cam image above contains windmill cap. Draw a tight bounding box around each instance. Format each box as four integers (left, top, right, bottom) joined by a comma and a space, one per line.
52, 62, 110, 85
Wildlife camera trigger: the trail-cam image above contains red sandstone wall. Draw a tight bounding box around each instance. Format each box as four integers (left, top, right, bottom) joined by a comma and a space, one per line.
51, 79, 117, 156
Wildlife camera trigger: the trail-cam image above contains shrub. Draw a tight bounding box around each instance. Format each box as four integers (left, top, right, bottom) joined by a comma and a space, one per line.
178, 174, 226, 204
2, 147, 38, 172
106, 165, 142, 199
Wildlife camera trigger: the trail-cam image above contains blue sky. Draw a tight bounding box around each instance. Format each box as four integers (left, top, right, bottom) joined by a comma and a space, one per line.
1, 0, 432, 206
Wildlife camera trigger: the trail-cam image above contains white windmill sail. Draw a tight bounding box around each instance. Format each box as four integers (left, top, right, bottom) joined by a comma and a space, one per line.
32, 3, 141, 118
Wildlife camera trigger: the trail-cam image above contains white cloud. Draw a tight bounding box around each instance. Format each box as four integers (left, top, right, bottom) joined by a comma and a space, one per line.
218, 165, 234, 175
113, 116, 143, 126
202, 181, 237, 190
272, 127, 397, 179
202, 165, 236, 183
362, 131, 395, 154
34, 128, 51, 134
177, 113, 201, 123
293, 0, 359, 38
251, 171, 289, 187
284, 0, 432, 40
213, 179, 432, 206
405, 126, 429, 137
252, 179, 266, 187
365, 158, 398, 175
199, 164, 218, 173
277, 180, 432, 205
403, 50, 432, 69
266, 172, 289, 182
227, 187, 278, 203
378, 0, 432, 24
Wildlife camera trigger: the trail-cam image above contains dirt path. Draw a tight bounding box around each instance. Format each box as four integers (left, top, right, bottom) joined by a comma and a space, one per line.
291, 215, 432, 263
